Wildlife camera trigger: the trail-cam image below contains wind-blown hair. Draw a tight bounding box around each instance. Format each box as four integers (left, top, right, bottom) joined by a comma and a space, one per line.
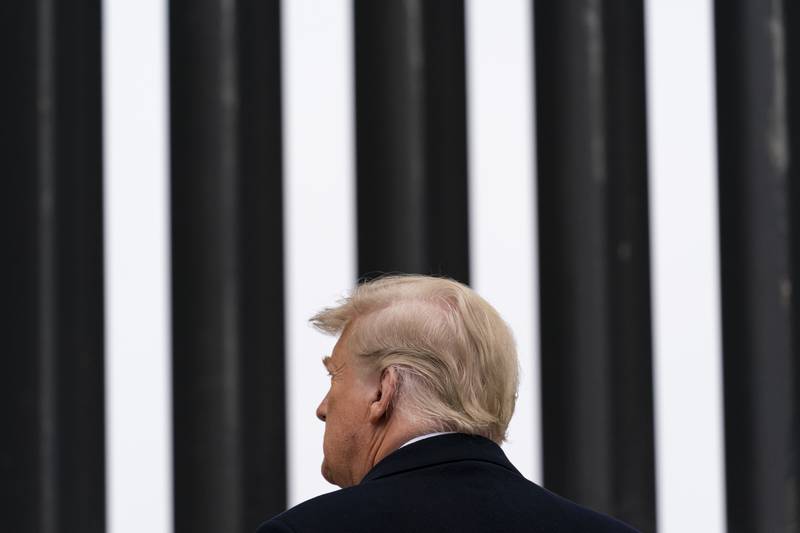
311, 274, 519, 444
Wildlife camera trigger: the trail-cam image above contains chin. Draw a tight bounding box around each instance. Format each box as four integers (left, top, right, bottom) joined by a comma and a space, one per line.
321, 459, 335, 485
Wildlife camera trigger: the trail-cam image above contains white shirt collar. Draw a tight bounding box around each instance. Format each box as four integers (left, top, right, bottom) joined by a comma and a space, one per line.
399, 431, 456, 448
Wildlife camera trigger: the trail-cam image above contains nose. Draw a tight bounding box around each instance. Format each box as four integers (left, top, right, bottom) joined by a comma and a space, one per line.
316, 395, 327, 422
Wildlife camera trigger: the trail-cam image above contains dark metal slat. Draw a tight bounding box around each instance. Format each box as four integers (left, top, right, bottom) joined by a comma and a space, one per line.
534, 1, 656, 529
170, 1, 286, 530
715, 0, 799, 530
355, 0, 470, 283
0, 0, 105, 531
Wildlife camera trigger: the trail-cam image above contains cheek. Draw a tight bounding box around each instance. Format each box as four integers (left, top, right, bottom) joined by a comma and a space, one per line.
321, 393, 359, 449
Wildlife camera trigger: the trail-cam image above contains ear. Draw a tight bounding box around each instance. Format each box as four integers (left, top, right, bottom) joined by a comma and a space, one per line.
368, 366, 399, 424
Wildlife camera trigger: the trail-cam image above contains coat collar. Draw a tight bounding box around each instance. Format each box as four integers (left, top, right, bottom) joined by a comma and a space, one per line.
360, 432, 522, 484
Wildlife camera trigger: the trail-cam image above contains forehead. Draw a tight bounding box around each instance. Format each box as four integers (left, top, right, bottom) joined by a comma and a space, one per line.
330, 341, 348, 364
323, 327, 371, 376
322, 331, 350, 369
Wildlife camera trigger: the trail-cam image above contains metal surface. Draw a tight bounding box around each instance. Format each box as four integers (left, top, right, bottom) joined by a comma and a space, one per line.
716, 0, 799, 530
170, 0, 286, 530
0, 1, 105, 530
355, 0, 470, 283
534, 1, 656, 529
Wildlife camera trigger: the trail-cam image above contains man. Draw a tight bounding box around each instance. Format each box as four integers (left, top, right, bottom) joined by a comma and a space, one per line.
258, 275, 638, 532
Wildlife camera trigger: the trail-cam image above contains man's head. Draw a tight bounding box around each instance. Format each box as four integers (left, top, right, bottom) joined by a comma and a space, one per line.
311, 275, 520, 487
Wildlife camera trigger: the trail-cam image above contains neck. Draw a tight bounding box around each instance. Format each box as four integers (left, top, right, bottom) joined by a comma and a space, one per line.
354, 416, 429, 486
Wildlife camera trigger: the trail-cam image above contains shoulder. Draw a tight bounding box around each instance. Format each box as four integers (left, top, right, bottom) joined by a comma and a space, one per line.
255, 516, 294, 533
256, 475, 639, 533
544, 489, 641, 532
256, 485, 373, 533
508, 476, 639, 532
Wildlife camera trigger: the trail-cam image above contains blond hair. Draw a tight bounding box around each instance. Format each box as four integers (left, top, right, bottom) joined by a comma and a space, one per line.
311, 274, 519, 444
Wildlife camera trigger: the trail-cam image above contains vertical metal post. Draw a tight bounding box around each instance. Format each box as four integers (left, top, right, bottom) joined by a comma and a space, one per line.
170, 0, 286, 531
716, 0, 799, 530
534, 1, 656, 529
355, 0, 470, 283
0, 0, 105, 531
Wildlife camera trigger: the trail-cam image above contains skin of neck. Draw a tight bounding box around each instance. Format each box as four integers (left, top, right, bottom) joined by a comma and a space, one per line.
343, 379, 434, 487
360, 413, 427, 481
